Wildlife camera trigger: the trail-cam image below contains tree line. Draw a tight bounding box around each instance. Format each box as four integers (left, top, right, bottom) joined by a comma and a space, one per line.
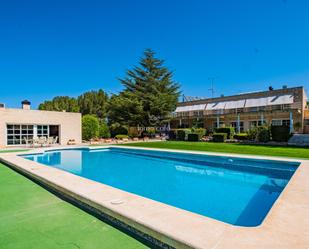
38, 49, 180, 140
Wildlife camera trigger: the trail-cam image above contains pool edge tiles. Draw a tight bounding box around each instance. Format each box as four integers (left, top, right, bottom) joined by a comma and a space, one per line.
1, 146, 309, 249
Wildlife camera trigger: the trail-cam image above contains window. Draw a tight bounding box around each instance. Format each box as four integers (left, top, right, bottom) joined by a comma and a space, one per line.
193, 111, 203, 117
282, 120, 290, 126
236, 108, 244, 114
7, 124, 34, 145
37, 125, 49, 138
249, 107, 258, 112
213, 121, 224, 128
250, 120, 266, 128
283, 104, 292, 110
305, 119, 309, 125
230, 121, 244, 132
271, 105, 282, 111
271, 119, 290, 126
271, 120, 282, 126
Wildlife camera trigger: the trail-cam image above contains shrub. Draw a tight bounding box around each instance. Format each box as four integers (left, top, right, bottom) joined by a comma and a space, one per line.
142, 127, 156, 138
257, 126, 270, 142
110, 123, 128, 137
176, 129, 191, 141
205, 128, 213, 136
247, 128, 258, 141
271, 125, 291, 142
168, 130, 176, 140
82, 115, 99, 141
115, 134, 129, 140
212, 133, 227, 142
191, 128, 206, 139
215, 127, 235, 139
234, 133, 248, 141
187, 133, 199, 142
99, 122, 111, 138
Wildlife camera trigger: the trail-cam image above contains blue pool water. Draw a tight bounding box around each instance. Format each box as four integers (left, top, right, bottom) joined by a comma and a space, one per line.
22, 148, 299, 226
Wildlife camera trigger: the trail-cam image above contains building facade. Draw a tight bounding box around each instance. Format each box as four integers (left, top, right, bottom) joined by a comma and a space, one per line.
0, 101, 82, 147
171, 86, 309, 133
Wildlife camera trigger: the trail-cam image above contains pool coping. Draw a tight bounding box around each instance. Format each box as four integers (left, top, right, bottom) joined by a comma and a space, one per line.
0, 145, 308, 248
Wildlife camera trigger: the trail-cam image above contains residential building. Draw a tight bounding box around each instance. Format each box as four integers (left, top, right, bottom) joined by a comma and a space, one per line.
171, 86, 309, 133
0, 100, 81, 147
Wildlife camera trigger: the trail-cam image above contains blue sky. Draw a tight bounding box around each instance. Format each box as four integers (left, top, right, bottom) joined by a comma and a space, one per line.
0, 0, 308, 108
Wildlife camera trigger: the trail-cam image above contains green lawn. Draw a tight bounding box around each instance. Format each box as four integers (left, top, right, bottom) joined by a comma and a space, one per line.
0, 149, 29, 153
122, 141, 309, 159
0, 163, 148, 249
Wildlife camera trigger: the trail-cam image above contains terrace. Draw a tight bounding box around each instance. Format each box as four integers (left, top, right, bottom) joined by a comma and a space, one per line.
0, 145, 309, 248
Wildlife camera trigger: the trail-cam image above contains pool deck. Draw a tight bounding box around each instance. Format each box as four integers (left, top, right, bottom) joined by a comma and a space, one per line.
0, 145, 308, 249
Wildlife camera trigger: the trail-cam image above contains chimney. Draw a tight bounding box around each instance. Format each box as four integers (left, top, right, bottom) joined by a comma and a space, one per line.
22, 100, 31, 110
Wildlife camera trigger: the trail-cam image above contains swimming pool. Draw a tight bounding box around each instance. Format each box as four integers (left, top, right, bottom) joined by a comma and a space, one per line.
22, 147, 299, 227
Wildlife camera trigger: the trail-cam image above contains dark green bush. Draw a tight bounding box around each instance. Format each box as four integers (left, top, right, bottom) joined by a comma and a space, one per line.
257, 126, 270, 142
82, 115, 99, 140
247, 128, 258, 141
212, 133, 227, 142
187, 133, 199, 141
271, 125, 291, 142
205, 128, 213, 136
142, 127, 156, 138
168, 130, 176, 140
234, 133, 248, 140
110, 123, 128, 137
115, 134, 129, 140
176, 129, 191, 141
191, 128, 206, 139
215, 127, 235, 139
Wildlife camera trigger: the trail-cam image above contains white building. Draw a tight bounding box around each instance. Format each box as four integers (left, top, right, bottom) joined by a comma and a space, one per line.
0, 100, 82, 147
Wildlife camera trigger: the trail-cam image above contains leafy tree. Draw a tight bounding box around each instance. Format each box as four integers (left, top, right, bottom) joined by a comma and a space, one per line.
82, 115, 99, 140
108, 91, 144, 126
109, 49, 180, 127
78, 89, 109, 119
99, 122, 111, 138
38, 96, 79, 112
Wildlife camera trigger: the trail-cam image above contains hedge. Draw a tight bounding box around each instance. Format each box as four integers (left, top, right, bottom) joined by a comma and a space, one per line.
271, 125, 291, 142
187, 133, 199, 142
212, 133, 227, 142
234, 133, 248, 141
191, 128, 206, 139
215, 127, 235, 139
176, 129, 191, 141
168, 130, 176, 140
115, 134, 129, 140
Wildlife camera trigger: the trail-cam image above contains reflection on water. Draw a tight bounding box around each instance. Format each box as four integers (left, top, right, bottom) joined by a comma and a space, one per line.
22, 148, 297, 227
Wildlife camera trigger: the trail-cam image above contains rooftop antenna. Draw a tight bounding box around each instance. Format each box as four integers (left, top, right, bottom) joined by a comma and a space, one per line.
208, 77, 216, 98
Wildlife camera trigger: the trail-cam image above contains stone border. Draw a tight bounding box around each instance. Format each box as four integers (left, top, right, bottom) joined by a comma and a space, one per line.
0, 145, 308, 248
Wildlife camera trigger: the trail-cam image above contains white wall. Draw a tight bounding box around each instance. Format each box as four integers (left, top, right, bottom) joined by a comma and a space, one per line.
0, 108, 81, 146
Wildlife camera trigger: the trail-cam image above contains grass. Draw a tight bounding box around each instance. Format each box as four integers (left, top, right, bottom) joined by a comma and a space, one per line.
0, 149, 29, 153
0, 163, 148, 249
121, 141, 309, 159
